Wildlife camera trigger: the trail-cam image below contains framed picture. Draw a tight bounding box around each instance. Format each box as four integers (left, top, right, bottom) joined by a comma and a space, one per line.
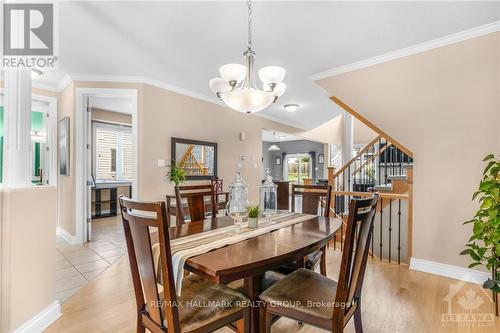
171, 137, 218, 180
318, 153, 324, 165
59, 117, 70, 175
275, 156, 281, 165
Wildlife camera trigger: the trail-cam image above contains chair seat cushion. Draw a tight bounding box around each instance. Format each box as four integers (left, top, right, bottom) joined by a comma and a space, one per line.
161, 274, 249, 332
260, 268, 337, 320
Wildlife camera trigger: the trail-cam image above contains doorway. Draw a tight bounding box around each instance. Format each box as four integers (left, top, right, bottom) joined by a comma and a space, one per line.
284, 153, 312, 184
75, 88, 138, 245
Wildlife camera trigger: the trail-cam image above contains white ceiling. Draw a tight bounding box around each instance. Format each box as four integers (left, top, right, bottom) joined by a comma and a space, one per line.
41, 1, 500, 129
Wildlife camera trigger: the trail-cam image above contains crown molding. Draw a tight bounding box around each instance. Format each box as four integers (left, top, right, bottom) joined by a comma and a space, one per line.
56, 74, 72, 92
310, 20, 500, 81
58, 74, 310, 129
69, 74, 221, 106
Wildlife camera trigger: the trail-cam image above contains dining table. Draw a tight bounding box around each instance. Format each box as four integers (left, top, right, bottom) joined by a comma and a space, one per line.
156, 213, 342, 333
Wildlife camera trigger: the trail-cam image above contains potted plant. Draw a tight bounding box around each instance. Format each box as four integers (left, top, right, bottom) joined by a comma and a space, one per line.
461, 154, 500, 306
247, 205, 261, 228
167, 160, 186, 186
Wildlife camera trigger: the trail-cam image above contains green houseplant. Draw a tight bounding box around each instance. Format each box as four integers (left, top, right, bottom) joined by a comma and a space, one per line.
247, 205, 261, 228
461, 154, 500, 294
167, 160, 186, 186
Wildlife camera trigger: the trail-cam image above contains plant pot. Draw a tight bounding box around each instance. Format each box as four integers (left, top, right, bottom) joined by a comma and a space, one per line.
248, 217, 258, 228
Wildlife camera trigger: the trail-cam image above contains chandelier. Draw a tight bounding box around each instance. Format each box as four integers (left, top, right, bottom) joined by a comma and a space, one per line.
209, 0, 286, 113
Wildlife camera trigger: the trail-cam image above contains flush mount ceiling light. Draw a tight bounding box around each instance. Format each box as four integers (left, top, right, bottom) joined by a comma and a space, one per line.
268, 132, 281, 151
209, 0, 286, 114
284, 103, 299, 112
31, 68, 43, 80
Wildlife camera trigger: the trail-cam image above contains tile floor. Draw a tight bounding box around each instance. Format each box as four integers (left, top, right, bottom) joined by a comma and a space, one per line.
55, 216, 127, 303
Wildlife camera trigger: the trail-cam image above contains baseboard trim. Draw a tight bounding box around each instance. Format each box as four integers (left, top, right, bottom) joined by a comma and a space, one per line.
56, 227, 79, 245
409, 257, 490, 284
12, 301, 61, 333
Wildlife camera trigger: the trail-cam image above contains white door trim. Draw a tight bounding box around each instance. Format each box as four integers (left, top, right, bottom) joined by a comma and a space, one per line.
75, 88, 138, 244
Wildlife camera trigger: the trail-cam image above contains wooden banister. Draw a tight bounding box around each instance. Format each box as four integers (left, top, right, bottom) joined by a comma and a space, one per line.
352, 141, 390, 175
330, 96, 413, 158
333, 135, 381, 178
331, 190, 408, 200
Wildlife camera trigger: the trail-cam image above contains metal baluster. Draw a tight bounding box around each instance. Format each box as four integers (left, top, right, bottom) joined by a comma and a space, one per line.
379, 197, 383, 260
384, 139, 388, 184
390, 145, 393, 177
398, 198, 402, 264
378, 138, 381, 186
388, 198, 392, 263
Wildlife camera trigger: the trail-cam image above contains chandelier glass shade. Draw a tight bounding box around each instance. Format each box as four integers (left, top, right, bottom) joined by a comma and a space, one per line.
209, 0, 286, 113
267, 132, 280, 151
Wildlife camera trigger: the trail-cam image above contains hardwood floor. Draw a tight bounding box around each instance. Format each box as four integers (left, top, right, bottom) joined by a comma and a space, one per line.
45, 246, 500, 332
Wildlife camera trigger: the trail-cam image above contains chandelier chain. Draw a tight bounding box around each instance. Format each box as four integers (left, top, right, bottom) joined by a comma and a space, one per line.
247, 0, 252, 50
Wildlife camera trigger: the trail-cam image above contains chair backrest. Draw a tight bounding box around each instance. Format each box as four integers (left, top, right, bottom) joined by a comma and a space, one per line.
332, 194, 378, 331
211, 177, 223, 193
174, 184, 216, 224
119, 196, 181, 333
291, 184, 332, 217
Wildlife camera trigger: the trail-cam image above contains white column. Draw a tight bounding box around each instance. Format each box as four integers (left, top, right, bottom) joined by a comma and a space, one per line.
3, 69, 32, 187
342, 111, 354, 190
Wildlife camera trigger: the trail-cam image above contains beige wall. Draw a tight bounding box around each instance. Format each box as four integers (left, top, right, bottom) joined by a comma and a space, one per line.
58, 83, 76, 235
91, 108, 132, 125
354, 117, 377, 145
139, 84, 305, 202
56, 81, 307, 236
318, 32, 500, 268
0, 186, 57, 332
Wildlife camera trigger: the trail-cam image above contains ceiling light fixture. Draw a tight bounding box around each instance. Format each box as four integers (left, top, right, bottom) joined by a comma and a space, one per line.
268, 132, 281, 151
284, 103, 299, 112
31, 68, 43, 80
209, 0, 286, 114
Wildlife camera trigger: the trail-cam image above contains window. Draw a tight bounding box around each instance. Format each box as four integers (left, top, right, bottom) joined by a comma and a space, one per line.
93, 122, 132, 181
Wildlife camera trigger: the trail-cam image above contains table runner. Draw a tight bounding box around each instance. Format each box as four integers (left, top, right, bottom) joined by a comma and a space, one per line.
159, 212, 316, 295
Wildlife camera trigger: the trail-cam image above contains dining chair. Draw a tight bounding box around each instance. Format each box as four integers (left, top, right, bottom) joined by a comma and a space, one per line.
260, 194, 379, 333
288, 184, 332, 276
174, 184, 217, 224
119, 196, 250, 333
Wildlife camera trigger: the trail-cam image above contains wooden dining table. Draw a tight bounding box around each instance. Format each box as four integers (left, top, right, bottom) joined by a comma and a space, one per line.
159, 214, 342, 333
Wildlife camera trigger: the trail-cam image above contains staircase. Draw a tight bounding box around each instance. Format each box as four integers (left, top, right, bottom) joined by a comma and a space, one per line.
327, 97, 414, 264
179, 145, 210, 175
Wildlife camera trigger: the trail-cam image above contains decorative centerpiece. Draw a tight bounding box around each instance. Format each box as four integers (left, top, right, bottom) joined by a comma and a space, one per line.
226, 172, 250, 228
260, 168, 277, 223
247, 205, 261, 228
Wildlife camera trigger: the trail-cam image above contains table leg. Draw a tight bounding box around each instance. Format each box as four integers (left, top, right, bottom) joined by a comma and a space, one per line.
243, 274, 263, 333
